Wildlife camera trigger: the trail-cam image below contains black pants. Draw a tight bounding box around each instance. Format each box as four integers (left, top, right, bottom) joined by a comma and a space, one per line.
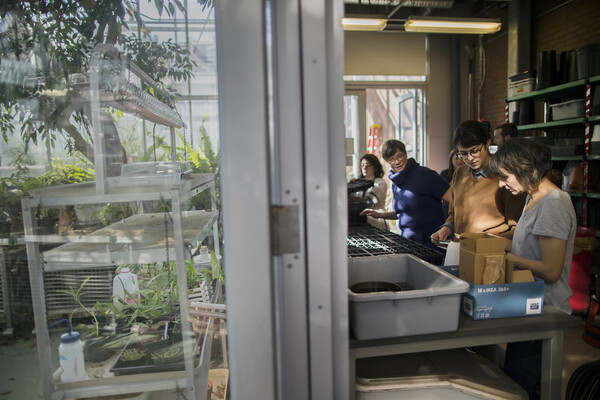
504, 340, 542, 400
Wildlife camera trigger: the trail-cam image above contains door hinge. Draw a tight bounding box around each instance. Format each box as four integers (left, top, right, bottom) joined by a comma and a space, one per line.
271, 205, 300, 255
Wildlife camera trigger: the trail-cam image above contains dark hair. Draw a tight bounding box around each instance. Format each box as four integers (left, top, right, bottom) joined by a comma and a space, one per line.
489, 138, 553, 191
447, 148, 459, 176
495, 123, 519, 140
453, 120, 491, 148
381, 139, 406, 160
360, 153, 384, 178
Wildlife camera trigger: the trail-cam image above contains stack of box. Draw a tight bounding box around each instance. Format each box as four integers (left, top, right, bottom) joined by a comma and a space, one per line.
444, 233, 545, 320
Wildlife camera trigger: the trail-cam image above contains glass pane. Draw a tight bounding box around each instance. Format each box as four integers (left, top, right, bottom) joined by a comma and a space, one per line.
0, 1, 225, 399
344, 95, 360, 179
365, 88, 424, 164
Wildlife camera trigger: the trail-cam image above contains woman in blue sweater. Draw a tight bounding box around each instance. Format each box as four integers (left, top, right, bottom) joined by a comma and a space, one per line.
361, 140, 451, 248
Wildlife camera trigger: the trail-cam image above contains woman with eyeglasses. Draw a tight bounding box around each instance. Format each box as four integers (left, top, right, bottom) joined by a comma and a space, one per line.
431, 120, 526, 245
356, 154, 388, 230
361, 139, 451, 248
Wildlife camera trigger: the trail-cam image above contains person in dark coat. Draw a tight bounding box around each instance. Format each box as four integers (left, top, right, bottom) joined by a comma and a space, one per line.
361, 140, 451, 248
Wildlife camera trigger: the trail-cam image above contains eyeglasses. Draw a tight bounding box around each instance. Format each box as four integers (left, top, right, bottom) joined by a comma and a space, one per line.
360, 162, 373, 168
456, 144, 484, 159
386, 152, 407, 164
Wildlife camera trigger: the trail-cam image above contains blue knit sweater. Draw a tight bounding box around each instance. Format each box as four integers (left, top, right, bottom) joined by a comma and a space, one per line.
389, 158, 450, 248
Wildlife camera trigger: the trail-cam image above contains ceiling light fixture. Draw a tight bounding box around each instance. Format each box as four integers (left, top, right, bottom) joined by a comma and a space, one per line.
404, 16, 501, 34
342, 18, 387, 32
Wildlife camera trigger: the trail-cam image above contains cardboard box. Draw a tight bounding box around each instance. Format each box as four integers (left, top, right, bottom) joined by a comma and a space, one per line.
506, 259, 535, 283
460, 233, 506, 253
459, 234, 506, 285
459, 249, 506, 285
442, 265, 544, 320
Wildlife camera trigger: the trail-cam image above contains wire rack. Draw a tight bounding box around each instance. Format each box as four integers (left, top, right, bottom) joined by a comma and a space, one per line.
347, 225, 444, 265
0, 244, 115, 323
44, 266, 115, 318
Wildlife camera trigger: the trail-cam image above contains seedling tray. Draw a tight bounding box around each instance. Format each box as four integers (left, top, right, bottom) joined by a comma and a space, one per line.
348, 225, 444, 265
110, 333, 188, 376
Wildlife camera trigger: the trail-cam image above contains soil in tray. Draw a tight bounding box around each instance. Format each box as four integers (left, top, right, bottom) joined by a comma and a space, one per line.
111, 334, 186, 376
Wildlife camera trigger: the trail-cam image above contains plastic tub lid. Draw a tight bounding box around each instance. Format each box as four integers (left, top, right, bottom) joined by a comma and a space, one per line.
576, 226, 597, 237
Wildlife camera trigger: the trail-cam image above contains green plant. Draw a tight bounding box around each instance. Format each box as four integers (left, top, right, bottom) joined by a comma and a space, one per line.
121, 347, 145, 361
56, 277, 107, 336
105, 262, 182, 328
0, 178, 21, 227
38, 157, 95, 186
94, 202, 134, 226
1, 0, 198, 167
198, 250, 224, 285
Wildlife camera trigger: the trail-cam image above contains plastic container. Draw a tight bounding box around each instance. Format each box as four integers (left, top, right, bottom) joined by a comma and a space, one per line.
550, 99, 585, 120
112, 267, 139, 310
48, 319, 86, 382
576, 43, 600, 79
355, 349, 527, 399
193, 245, 211, 274
508, 78, 535, 97
570, 227, 597, 313
348, 254, 469, 340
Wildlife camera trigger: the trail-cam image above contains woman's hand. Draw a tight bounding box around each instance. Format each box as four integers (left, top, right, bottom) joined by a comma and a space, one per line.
430, 226, 451, 245
360, 208, 379, 218
360, 209, 397, 220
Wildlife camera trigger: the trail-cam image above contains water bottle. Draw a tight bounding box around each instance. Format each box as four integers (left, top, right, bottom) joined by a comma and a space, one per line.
112, 266, 140, 310
48, 319, 86, 382
193, 246, 211, 273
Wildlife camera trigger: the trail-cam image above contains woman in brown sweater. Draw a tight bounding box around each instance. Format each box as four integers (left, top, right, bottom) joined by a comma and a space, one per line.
431, 120, 526, 244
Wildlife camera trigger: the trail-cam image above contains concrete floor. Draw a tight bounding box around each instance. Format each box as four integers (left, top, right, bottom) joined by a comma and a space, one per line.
1, 321, 599, 400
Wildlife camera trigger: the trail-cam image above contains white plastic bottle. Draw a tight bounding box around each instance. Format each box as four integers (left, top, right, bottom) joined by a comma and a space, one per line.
193, 246, 211, 273
112, 266, 140, 310
49, 319, 86, 382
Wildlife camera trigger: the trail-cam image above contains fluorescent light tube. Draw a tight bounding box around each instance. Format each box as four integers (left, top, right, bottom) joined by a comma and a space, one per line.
342, 18, 387, 31
405, 16, 501, 34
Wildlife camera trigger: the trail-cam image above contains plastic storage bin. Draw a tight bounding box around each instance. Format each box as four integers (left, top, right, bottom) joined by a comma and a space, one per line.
508, 75, 535, 97
348, 254, 469, 340
355, 349, 527, 399
550, 99, 585, 120
570, 227, 597, 313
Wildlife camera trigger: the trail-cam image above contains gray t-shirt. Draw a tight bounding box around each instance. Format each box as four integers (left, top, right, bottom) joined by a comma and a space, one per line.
512, 190, 576, 314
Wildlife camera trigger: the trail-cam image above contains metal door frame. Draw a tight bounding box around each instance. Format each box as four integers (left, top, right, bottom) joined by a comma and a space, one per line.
215, 1, 348, 399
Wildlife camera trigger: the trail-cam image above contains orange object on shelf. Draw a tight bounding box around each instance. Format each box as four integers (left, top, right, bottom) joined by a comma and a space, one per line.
367, 124, 381, 157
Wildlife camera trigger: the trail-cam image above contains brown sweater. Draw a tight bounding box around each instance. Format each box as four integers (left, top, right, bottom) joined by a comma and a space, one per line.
447, 165, 526, 237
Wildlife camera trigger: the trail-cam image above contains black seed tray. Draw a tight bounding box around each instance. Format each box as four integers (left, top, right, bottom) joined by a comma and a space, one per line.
347, 225, 444, 265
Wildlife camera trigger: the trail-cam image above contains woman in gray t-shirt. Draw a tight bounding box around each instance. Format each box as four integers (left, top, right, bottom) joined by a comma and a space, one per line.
489, 138, 576, 400
490, 138, 576, 314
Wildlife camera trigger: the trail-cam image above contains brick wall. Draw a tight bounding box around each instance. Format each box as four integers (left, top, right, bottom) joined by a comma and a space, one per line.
475, 0, 600, 129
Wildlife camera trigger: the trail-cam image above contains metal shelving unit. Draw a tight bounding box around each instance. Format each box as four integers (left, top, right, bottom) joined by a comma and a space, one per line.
506, 74, 600, 228
0, 237, 25, 335
24, 175, 220, 400
23, 45, 221, 400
